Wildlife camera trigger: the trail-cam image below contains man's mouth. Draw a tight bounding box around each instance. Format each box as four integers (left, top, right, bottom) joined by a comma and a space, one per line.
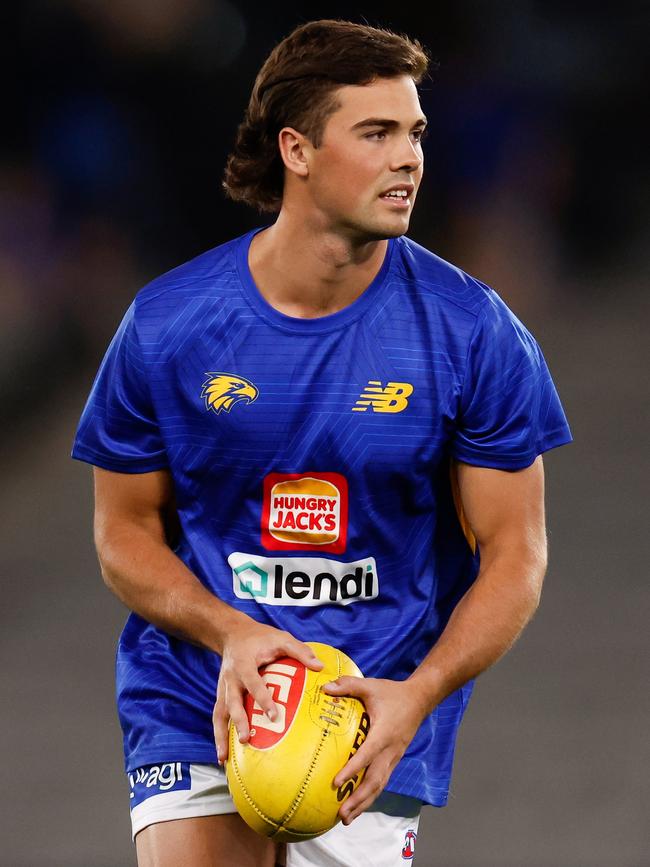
379, 189, 411, 208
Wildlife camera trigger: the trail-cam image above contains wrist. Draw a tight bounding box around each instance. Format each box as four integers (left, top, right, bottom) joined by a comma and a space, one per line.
407, 666, 447, 716
193, 593, 249, 655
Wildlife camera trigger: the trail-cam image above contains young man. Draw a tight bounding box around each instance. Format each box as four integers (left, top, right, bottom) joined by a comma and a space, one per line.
73, 19, 571, 867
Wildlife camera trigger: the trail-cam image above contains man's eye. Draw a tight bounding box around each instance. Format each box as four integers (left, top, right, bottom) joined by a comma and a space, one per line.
366, 131, 386, 140
412, 129, 428, 143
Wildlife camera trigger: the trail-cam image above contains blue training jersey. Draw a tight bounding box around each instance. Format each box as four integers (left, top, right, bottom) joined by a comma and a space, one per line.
72, 226, 571, 807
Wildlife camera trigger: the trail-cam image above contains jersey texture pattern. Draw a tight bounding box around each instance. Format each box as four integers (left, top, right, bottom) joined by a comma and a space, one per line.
73, 227, 571, 806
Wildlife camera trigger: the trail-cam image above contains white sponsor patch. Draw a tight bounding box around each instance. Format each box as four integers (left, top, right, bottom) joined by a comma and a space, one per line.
228, 552, 379, 606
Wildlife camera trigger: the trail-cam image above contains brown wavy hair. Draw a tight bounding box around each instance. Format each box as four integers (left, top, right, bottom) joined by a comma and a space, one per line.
222, 19, 430, 213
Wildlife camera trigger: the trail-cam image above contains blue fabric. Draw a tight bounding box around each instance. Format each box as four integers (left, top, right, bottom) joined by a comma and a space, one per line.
72, 227, 571, 807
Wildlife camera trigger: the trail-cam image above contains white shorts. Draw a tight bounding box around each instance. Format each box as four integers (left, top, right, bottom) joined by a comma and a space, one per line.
128, 762, 421, 866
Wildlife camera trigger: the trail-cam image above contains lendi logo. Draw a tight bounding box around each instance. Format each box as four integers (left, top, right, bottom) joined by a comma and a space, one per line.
352, 381, 413, 413
228, 552, 378, 607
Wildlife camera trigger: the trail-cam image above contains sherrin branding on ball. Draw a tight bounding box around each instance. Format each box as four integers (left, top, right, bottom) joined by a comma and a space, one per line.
225, 641, 369, 842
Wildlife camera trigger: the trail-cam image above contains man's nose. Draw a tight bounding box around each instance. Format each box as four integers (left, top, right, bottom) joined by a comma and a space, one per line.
390, 136, 423, 173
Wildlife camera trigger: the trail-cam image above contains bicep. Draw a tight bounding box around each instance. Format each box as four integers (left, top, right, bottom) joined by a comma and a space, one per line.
93, 467, 174, 545
454, 457, 547, 561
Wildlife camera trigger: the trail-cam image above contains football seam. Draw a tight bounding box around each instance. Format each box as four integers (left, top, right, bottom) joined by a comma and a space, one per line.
278, 728, 328, 829
276, 651, 345, 832
228, 725, 280, 830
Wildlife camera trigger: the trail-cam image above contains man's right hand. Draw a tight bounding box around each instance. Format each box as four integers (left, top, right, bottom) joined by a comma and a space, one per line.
213, 616, 323, 764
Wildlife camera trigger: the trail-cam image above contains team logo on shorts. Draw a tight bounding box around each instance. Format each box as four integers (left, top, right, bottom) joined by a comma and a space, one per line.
352, 381, 413, 413
201, 372, 259, 414
402, 829, 417, 860
261, 472, 348, 553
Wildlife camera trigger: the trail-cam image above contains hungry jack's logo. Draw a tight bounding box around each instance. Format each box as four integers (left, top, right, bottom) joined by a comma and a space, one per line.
261, 472, 348, 554
201, 372, 258, 414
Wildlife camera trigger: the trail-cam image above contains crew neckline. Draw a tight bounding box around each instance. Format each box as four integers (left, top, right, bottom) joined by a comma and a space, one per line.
235, 226, 395, 334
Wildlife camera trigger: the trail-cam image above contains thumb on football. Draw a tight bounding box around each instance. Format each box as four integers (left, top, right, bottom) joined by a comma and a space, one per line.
322, 675, 366, 697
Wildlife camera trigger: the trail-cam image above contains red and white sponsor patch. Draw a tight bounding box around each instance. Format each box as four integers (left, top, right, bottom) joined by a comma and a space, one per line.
245, 659, 306, 749
261, 472, 348, 554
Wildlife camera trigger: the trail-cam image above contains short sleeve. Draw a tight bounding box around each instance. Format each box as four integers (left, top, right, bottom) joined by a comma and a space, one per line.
72, 302, 168, 473
451, 292, 572, 470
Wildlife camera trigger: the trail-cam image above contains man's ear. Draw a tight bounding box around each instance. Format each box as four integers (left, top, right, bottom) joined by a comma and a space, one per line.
278, 127, 312, 178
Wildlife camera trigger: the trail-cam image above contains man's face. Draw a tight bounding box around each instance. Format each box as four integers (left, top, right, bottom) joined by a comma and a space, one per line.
305, 75, 426, 241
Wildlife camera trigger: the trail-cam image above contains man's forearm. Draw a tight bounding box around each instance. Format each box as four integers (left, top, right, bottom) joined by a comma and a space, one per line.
96, 521, 243, 654
409, 544, 546, 714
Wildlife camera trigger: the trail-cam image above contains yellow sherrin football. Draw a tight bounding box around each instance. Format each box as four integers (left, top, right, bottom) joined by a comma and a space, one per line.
225, 641, 369, 842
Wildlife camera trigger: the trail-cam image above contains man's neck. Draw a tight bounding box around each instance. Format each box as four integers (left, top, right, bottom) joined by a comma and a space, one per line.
248, 212, 389, 319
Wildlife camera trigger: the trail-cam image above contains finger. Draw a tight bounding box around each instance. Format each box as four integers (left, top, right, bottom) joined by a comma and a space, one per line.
245, 672, 280, 723
339, 767, 386, 824
227, 693, 251, 745
323, 675, 366, 697
212, 697, 230, 764
339, 786, 382, 825
333, 735, 376, 788
284, 639, 324, 671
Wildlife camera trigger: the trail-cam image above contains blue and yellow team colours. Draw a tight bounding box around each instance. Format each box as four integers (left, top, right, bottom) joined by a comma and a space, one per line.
72, 227, 571, 807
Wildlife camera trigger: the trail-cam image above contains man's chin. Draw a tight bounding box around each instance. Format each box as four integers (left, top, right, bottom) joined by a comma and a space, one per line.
381, 224, 409, 239
346, 215, 411, 243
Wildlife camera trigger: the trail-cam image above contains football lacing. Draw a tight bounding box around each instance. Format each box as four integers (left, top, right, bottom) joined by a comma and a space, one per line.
319, 697, 345, 726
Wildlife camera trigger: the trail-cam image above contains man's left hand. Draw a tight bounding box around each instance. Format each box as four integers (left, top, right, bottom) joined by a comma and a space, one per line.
322, 676, 430, 824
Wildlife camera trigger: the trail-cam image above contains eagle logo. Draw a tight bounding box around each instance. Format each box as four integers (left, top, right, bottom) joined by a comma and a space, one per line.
201, 372, 259, 415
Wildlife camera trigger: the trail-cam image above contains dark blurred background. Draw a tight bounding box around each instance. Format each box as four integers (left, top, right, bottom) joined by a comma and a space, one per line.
1, 2, 648, 865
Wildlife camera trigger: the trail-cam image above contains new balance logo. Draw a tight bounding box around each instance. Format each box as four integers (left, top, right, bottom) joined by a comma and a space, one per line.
352, 381, 413, 413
